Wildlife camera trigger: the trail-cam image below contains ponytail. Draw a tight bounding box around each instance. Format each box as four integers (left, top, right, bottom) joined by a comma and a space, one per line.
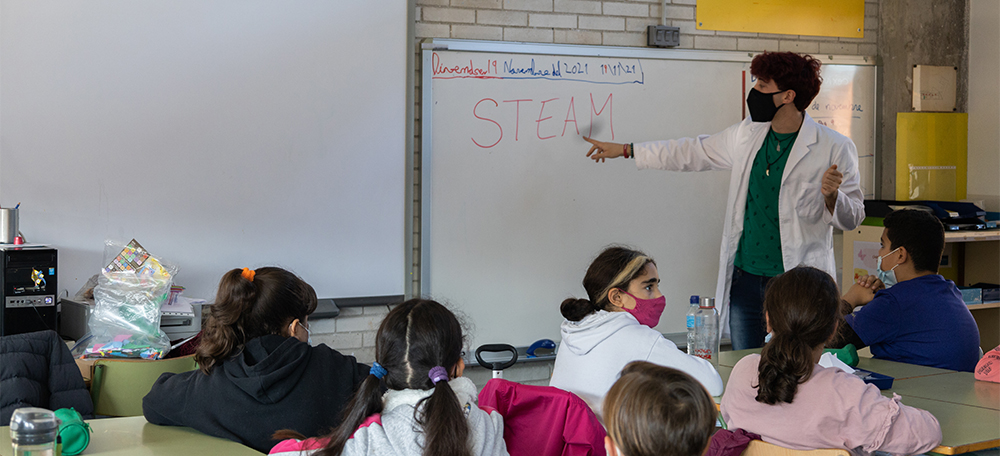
196, 267, 317, 374
314, 375, 385, 456
196, 268, 258, 374
753, 267, 840, 405
755, 333, 815, 404
561, 298, 596, 322
416, 381, 472, 456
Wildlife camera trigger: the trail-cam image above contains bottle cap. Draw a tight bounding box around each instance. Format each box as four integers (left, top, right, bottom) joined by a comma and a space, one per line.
10, 407, 60, 446
13, 235, 24, 245
700, 297, 716, 308
689, 295, 700, 305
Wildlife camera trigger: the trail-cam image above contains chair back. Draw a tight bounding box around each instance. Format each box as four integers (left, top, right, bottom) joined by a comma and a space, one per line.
478, 378, 606, 456
742, 440, 850, 456
90, 355, 198, 416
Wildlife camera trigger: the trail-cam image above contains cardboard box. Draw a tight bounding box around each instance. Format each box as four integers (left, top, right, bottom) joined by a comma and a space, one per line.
76, 358, 97, 383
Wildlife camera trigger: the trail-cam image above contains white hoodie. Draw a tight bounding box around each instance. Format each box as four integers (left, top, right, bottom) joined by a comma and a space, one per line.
549, 310, 724, 418
268, 377, 508, 456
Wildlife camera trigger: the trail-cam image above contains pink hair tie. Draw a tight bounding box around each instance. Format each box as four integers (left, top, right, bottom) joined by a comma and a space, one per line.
428, 366, 449, 385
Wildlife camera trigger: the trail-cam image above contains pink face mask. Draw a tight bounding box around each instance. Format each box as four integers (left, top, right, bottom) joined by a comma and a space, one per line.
620, 290, 666, 328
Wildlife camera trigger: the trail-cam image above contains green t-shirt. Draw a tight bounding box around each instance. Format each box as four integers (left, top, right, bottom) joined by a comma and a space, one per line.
734, 128, 798, 277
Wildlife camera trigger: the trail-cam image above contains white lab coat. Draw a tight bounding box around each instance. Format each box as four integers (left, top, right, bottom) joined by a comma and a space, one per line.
633, 114, 865, 337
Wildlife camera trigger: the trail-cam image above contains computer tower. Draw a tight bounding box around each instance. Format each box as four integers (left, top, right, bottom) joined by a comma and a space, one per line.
0, 246, 58, 336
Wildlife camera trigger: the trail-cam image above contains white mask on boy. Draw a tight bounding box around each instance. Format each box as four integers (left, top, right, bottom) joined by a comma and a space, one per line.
875, 247, 901, 288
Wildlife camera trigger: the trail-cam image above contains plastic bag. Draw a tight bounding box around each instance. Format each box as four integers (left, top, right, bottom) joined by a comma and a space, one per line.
83, 239, 178, 359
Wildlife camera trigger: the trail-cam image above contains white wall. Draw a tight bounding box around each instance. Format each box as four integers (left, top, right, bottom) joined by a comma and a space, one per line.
0, 1, 409, 301
968, 0, 1000, 211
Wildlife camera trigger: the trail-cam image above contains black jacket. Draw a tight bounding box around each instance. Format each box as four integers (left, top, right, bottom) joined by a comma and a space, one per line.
143, 335, 367, 453
0, 330, 94, 425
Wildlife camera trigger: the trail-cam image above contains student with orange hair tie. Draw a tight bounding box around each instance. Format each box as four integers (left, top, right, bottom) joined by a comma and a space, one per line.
143, 267, 368, 453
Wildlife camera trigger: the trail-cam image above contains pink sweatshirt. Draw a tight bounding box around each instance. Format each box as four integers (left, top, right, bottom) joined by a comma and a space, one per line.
721, 354, 941, 455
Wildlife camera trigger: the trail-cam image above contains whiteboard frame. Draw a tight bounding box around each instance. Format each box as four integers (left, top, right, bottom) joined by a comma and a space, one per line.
419, 38, 877, 296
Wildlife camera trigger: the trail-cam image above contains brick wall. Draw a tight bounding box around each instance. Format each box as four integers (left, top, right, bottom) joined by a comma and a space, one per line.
321, 0, 881, 366
309, 305, 389, 363
415, 0, 878, 54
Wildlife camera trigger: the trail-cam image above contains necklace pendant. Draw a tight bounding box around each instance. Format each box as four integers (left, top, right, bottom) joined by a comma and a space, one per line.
766, 168, 770, 177
776, 144, 781, 152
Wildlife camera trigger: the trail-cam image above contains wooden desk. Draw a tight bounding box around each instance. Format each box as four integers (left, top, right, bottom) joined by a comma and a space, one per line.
716, 349, 1000, 454
854, 357, 956, 380
720, 349, 956, 380
713, 364, 733, 406
718, 349, 754, 368
1, 416, 259, 456
888, 371, 1000, 410
890, 396, 999, 455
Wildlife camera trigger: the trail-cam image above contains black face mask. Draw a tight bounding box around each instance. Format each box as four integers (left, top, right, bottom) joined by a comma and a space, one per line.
746, 88, 786, 122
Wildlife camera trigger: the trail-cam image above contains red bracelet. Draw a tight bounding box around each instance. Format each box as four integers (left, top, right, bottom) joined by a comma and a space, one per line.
622, 143, 629, 159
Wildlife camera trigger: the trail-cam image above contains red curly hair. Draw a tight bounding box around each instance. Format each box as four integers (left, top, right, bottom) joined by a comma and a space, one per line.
750, 52, 822, 112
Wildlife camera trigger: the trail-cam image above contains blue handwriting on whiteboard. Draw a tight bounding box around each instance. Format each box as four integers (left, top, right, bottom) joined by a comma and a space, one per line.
812, 102, 864, 113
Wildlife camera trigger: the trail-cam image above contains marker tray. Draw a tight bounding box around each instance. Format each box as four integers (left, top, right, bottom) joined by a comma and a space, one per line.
852, 368, 894, 390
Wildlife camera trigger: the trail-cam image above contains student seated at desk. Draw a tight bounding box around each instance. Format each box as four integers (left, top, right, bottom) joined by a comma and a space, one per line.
721, 267, 941, 455
142, 267, 368, 453
832, 209, 981, 372
603, 361, 717, 456
550, 246, 723, 418
269, 299, 508, 456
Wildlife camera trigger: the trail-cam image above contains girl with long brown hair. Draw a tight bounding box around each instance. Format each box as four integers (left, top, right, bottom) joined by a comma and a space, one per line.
143, 267, 368, 453
720, 266, 941, 454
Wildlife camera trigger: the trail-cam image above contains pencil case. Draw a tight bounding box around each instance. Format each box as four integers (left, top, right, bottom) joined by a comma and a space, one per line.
852, 368, 894, 389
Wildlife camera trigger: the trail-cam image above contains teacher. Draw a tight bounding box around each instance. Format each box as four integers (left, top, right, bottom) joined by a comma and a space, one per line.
584, 52, 864, 350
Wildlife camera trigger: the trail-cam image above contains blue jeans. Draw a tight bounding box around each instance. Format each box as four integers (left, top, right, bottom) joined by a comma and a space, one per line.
728, 266, 773, 350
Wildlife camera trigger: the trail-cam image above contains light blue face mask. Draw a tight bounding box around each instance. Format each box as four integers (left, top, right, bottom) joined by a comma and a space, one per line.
764, 332, 773, 343
875, 247, 901, 288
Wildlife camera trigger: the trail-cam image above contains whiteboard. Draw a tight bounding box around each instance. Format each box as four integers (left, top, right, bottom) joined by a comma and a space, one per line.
0, 1, 408, 300
422, 40, 875, 348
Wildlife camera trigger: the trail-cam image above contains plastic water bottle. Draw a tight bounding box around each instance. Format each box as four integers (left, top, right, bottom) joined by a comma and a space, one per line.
10, 407, 60, 456
686, 295, 699, 354
692, 297, 720, 367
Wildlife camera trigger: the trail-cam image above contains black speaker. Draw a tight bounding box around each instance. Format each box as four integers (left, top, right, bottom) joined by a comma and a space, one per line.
1, 246, 58, 336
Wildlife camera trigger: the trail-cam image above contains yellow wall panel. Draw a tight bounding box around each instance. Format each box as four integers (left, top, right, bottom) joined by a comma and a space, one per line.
696, 0, 865, 38
896, 112, 969, 201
